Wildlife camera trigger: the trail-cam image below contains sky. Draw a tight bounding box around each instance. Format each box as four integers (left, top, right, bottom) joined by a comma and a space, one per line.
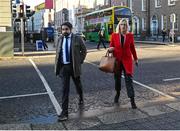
22, 0, 104, 9
23, 0, 45, 8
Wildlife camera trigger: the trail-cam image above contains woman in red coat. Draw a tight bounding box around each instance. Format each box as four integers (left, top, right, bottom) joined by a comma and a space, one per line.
108, 19, 138, 109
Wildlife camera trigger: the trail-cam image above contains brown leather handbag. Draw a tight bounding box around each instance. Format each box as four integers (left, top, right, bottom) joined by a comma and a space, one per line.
99, 51, 116, 73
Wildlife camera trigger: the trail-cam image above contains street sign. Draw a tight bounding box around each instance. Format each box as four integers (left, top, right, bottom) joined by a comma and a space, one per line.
16, 0, 20, 4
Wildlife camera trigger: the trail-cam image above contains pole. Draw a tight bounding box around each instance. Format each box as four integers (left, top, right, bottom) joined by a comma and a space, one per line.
147, 0, 151, 36
172, 21, 175, 44
32, 17, 34, 32
21, 17, 24, 56
54, 0, 57, 47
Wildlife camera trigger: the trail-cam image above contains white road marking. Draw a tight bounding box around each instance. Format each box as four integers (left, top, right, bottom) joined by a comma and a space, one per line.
85, 60, 176, 100
29, 58, 62, 115
0, 92, 48, 100
163, 77, 180, 82
132, 80, 175, 99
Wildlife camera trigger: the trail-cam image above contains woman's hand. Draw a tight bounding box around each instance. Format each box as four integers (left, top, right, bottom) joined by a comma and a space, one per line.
134, 60, 138, 67
108, 47, 114, 53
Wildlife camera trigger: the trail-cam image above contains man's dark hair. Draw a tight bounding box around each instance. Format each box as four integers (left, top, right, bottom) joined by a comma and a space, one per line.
61, 22, 73, 29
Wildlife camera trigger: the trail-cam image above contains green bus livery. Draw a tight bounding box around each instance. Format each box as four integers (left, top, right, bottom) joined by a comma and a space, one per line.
84, 6, 132, 42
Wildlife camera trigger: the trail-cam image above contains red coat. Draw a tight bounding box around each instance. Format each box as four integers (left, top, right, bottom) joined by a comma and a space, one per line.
110, 32, 138, 75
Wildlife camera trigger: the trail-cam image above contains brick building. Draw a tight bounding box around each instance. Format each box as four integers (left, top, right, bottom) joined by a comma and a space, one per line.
109, 0, 180, 42
132, 0, 180, 41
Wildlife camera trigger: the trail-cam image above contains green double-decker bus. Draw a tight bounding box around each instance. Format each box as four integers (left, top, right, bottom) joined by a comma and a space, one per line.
84, 6, 132, 42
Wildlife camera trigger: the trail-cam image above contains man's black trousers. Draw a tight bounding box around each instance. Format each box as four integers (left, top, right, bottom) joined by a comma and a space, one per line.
59, 64, 83, 115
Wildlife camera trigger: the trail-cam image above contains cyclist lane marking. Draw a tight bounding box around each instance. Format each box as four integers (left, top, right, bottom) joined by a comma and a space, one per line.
29, 58, 62, 116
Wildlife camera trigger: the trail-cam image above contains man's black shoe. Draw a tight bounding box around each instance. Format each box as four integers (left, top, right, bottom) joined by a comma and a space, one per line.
58, 114, 68, 122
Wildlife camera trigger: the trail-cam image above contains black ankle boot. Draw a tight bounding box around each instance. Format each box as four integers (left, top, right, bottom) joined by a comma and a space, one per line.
79, 95, 84, 105
114, 93, 120, 103
130, 97, 137, 109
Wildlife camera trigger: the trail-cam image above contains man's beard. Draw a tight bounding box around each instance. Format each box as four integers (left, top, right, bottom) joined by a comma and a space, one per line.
63, 32, 70, 37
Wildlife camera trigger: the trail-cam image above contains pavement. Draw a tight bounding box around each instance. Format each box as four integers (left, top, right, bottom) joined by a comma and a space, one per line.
0, 41, 180, 129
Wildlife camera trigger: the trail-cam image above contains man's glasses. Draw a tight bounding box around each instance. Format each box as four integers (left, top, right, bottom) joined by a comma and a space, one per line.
62, 28, 69, 31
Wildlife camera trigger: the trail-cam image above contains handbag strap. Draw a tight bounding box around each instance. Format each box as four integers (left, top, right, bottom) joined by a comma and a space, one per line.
105, 51, 114, 57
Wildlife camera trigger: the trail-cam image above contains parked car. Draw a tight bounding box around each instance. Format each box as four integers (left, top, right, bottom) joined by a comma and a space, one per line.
76, 32, 86, 41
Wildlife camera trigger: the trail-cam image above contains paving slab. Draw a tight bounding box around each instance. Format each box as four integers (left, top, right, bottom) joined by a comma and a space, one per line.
140, 105, 175, 116
97, 109, 147, 124
32, 122, 65, 130
166, 102, 180, 111
63, 117, 101, 130
0, 124, 31, 130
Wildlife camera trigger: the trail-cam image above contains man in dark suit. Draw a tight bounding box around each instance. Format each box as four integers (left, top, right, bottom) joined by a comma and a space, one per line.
55, 22, 87, 121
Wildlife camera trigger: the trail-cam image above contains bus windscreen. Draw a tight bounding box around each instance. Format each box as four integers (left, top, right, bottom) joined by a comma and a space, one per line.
114, 7, 131, 16
114, 8, 132, 24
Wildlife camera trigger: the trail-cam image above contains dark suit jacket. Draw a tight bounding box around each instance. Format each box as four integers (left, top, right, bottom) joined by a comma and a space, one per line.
55, 33, 87, 77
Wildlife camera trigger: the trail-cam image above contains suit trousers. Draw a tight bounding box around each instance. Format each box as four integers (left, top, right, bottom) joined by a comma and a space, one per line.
59, 64, 83, 115
114, 63, 135, 98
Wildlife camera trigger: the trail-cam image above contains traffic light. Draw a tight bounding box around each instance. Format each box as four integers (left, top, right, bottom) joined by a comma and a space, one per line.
19, 4, 24, 18
24, 5, 35, 18
25, 5, 31, 18
12, 0, 16, 4
12, 4, 17, 18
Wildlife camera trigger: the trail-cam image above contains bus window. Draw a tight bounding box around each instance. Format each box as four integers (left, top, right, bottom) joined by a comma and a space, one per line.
108, 24, 113, 34
104, 10, 112, 16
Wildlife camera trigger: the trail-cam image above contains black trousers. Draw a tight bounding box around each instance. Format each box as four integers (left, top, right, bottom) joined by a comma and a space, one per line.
114, 63, 135, 98
162, 35, 165, 42
59, 64, 83, 115
97, 38, 106, 49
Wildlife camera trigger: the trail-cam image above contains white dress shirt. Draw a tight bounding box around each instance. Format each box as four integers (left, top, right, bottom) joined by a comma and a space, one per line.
62, 33, 72, 64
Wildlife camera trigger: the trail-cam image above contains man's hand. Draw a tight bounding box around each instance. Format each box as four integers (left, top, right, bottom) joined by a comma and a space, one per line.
134, 60, 138, 67
108, 47, 114, 53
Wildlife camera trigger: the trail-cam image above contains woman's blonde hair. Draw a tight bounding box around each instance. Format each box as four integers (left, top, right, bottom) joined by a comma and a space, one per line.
115, 18, 129, 33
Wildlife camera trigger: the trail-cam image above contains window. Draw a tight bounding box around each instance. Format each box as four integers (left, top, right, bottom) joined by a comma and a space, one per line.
141, 0, 147, 11
161, 15, 167, 30
170, 14, 178, 30
168, 0, 175, 6
142, 18, 146, 31
155, 0, 162, 8
151, 15, 158, 35
133, 16, 140, 35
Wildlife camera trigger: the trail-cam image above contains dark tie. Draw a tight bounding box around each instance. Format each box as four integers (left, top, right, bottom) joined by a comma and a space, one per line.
65, 37, 69, 62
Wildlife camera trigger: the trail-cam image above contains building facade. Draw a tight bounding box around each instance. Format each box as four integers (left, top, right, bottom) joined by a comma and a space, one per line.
54, 0, 101, 33
109, 0, 180, 41
27, 2, 54, 33
0, 0, 13, 57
